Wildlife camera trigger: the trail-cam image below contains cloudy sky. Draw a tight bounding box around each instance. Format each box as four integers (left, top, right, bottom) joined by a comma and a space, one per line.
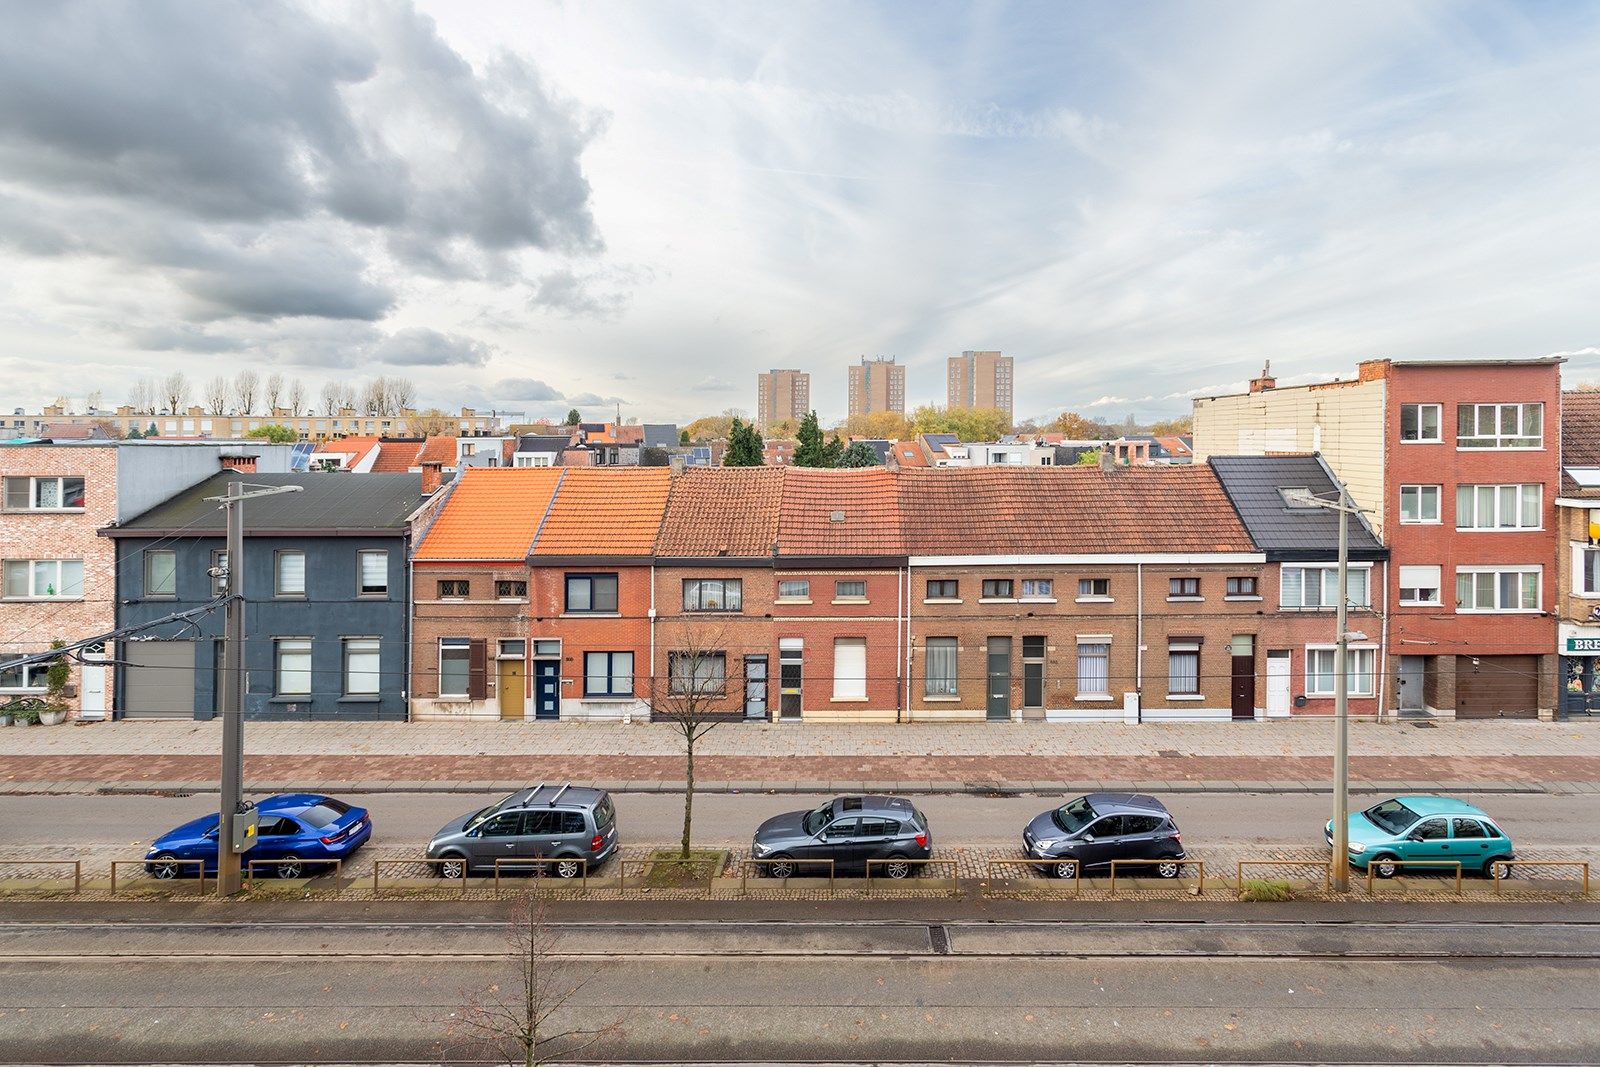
2, 1, 1598, 425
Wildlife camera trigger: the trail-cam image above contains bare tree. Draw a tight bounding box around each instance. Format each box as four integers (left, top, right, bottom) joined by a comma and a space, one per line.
85, 389, 103, 413
233, 370, 259, 415
652, 621, 731, 860
203, 375, 230, 415
452, 895, 623, 1066
410, 408, 457, 437
389, 375, 417, 414
338, 382, 357, 413
264, 372, 284, 413
161, 371, 190, 415
287, 377, 306, 416
321, 380, 342, 416
361, 377, 387, 416
127, 378, 154, 413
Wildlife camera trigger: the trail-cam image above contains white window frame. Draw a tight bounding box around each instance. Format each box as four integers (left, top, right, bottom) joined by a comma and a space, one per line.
1455, 484, 1542, 531
1399, 484, 1441, 525
357, 549, 388, 597
1454, 566, 1541, 613
832, 637, 867, 700
343, 637, 381, 696
3, 475, 86, 511
144, 549, 177, 598
1166, 640, 1200, 697
1305, 645, 1377, 697
2, 558, 85, 600
275, 637, 313, 697
777, 579, 811, 601
1076, 577, 1111, 602
1398, 565, 1442, 606
668, 649, 727, 697
1456, 402, 1543, 450
1075, 638, 1111, 699
682, 577, 743, 612
923, 637, 958, 697
1279, 563, 1371, 610
275, 550, 306, 597
0, 656, 50, 692
1399, 403, 1441, 444
833, 580, 867, 602
1020, 578, 1054, 600
1574, 543, 1600, 598
438, 637, 471, 698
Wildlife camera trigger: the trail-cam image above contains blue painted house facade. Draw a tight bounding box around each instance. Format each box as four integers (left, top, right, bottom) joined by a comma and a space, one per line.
103, 472, 421, 721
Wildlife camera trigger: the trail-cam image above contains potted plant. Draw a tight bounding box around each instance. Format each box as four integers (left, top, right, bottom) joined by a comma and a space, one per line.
9, 700, 42, 726
39, 641, 70, 726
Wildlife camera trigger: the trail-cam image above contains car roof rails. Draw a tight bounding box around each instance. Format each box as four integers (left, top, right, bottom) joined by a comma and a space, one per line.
519, 782, 546, 807
547, 783, 572, 807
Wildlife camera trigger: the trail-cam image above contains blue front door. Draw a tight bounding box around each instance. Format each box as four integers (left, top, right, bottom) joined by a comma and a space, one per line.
534, 660, 560, 720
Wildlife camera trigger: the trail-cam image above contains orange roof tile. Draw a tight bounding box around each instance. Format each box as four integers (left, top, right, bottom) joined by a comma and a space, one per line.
413, 467, 563, 561
895, 466, 1253, 555
532, 467, 671, 556
370, 440, 424, 472
312, 435, 381, 457
777, 468, 904, 556
417, 435, 456, 465
656, 467, 783, 557
890, 443, 928, 467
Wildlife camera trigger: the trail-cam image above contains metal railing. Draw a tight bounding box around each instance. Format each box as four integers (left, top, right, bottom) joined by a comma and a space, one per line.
372, 857, 472, 897
1492, 859, 1590, 897
739, 857, 835, 896
1365, 858, 1462, 895
245, 857, 343, 889
1236, 859, 1332, 893
1108, 858, 1204, 896
111, 858, 205, 895
0, 859, 81, 895
494, 856, 588, 896
864, 857, 961, 897
982, 858, 1080, 896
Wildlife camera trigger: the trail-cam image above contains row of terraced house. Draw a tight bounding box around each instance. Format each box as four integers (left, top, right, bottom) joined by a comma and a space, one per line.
1, 355, 1595, 723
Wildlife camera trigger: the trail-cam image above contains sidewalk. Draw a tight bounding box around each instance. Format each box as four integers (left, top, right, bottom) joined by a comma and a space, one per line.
4, 718, 1600, 795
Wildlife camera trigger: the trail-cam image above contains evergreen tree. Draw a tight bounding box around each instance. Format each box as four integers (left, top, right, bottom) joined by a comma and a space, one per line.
839, 440, 882, 467
793, 411, 826, 467
679, 428, 690, 446
565, 408, 581, 426
820, 434, 845, 468
723, 418, 765, 466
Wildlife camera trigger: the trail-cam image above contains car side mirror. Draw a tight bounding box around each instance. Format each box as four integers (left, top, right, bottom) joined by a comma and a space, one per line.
1082, 834, 1095, 843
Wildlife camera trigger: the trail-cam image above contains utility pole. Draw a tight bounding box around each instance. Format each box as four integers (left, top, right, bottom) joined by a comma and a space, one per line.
207, 480, 302, 896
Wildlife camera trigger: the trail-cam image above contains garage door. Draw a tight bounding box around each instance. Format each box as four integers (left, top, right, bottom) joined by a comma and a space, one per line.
122, 641, 196, 719
1455, 655, 1539, 720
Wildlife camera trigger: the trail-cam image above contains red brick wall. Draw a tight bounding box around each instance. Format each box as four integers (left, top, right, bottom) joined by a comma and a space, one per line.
409, 562, 525, 714
531, 562, 654, 709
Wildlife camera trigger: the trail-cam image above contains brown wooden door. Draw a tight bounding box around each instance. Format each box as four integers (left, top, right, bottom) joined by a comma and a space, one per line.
498, 659, 525, 720
1231, 654, 1255, 719
1455, 655, 1538, 719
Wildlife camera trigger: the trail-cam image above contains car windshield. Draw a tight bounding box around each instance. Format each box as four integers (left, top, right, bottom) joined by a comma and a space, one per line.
465, 791, 520, 832
802, 803, 836, 836
298, 799, 351, 829
1053, 797, 1098, 835
1363, 799, 1420, 835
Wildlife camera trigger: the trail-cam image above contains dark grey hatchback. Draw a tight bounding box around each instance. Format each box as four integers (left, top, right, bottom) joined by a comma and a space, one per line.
1023, 793, 1185, 879
751, 795, 931, 879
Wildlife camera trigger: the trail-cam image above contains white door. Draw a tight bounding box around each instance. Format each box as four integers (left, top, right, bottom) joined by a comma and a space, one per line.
1266, 651, 1291, 717
79, 641, 108, 720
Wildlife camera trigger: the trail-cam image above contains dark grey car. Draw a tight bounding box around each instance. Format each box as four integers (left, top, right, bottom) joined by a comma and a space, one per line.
751, 795, 931, 879
1023, 793, 1185, 879
426, 783, 618, 879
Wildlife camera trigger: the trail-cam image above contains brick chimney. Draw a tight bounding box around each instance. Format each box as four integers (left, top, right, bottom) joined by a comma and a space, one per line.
421, 460, 443, 495
1248, 360, 1276, 393
219, 454, 256, 472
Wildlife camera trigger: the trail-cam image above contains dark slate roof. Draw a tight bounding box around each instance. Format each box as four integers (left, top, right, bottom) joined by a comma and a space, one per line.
110, 472, 423, 536
1208, 455, 1386, 561
517, 434, 571, 454
642, 423, 679, 449
856, 438, 893, 463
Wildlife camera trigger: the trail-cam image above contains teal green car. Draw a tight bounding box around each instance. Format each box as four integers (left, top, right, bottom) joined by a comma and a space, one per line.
1325, 796, 1515, 878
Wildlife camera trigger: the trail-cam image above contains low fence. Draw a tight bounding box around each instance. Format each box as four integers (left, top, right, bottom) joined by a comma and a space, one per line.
0, 859, 81, 895
739, 857, 835, 896
1366, 858, 1462, 895
245, 857, 343, 889
864, 857, 962, 897
371, 857, 473, 896
1108, 858, 1204, 896
110, 858, 205, 895
1236, 859, 1332, 893
981, 858, 1079, 896
1492, 859, 1590, 897
495, 857, 589, 895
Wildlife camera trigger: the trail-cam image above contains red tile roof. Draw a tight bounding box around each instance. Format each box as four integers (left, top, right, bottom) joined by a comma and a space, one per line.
312, 435, 380, 458
533, 467, 671, 556
370, 440, 423, 472
417, 435, 456, 465
657, 467, 783, 557
895, 466, 1254, 554
777, 468, 904, 556
890, 443, 928, 467
413, 467, 563, 561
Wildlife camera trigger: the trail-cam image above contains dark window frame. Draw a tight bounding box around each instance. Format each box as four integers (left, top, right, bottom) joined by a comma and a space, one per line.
925, 579, 958, 599
565, 572, 620, 614
981, 578, 1014, 599
1169, 576, 1201, 599
143, 548, 177, 599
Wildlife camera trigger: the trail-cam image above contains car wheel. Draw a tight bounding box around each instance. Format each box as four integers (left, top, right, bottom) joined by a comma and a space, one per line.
1053, 859, 1079, 880
882, 855, 912, 880
766, 855, 796, 879
276, 855, 304, 880
553, 858, 583, 880
149, 852, 182, 880
1484, 855, 1510, 879
1371, 854, 1400, 879
437, 854, 468, 880
1156, 859, 1181, 879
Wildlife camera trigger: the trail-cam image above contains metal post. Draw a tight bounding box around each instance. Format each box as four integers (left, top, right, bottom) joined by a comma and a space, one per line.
218, 482, 246, 896
1331, 490, 1350, 892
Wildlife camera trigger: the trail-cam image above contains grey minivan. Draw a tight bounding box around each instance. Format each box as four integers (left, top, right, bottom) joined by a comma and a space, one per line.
750, 795, 931, 878
427, 783, 618, 879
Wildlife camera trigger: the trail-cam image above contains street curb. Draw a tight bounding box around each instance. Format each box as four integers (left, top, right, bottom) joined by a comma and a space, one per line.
2, 778, 1592, 797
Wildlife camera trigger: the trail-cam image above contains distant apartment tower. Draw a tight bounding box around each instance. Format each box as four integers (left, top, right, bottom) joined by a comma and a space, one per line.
847, 357, 906, 418
947, 350, 1014, 422
756, 369, 810, 430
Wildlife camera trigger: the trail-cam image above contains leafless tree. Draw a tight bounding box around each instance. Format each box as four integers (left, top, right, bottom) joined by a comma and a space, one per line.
85, 389, 103, 413
287, 377, 306, 416
652, 621, 731, 860
204, 375, 230, 415
161, 371, 190, 414
390, 375, 417, 414
338, 382, 357, 413
264, 372, 284, 413
410, 408, 457, 437
451, 895, 623, 1066
233, 370, 259, 415
127, 378, 154, 413
361, 377, 387, 416
321, 380, 342, 416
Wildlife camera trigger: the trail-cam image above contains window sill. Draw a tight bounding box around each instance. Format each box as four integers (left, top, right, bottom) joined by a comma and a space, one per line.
356, 594, 391, 600
337, 695, 382, 703
775, 597, 813, 605
1074, 694, 1114, 702
684, 609, 743, 615
1457, 528, 1544, 534
829, 696, 869, 703
922, 695, 962, 702
978, 597, 1017, 604
433, 695, 476, 703
1455, 609, 1542, 615
1166, 596, 1204, 603
1223, 595, 1263, 602
579, 695, 636, 702
922, 598, 962, 604
274, 595, 307, 601
1398, 520, 1442, 526
1398, 599, 1441, 607
1165, 694, 1205, 701
562, 612, 621, 618
2, 508, 86, 514
1398, 440, 1442, 445
1018, 597, 1057, 604
1304, 692, 1374, 700
1, 597, 85, 603
830, 598, 869, 606
1075, 596, 1114, 604
495, 597, 527, 603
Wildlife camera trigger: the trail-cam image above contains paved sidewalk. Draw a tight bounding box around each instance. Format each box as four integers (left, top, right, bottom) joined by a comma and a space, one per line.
3, 718, 1600, 795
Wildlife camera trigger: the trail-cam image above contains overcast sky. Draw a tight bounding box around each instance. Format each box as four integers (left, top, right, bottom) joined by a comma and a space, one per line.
2, 1, 1598, 425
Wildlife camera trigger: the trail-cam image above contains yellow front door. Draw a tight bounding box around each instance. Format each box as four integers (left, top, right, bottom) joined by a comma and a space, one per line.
498, 658, 525, 719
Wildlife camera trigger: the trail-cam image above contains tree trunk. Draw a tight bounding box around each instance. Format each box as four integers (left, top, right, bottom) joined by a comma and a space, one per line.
680, 736, 694, 861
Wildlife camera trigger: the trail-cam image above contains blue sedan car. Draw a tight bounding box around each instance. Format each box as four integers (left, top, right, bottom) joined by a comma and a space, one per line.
144, 794, 371, 879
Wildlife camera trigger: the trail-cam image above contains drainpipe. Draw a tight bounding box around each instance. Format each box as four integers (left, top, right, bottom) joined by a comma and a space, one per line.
1377, 559, 1391, 723
895, 563, 905, 723
1135, 562, 1145, 723
405, 555, 414, 722
640, 562, 655, 726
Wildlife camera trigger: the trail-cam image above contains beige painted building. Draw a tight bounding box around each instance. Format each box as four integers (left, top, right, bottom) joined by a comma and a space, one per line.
756, 369, 810, 430
6, 406, 502, 442
847, 357, 905, 418
946, 350, 1014, 422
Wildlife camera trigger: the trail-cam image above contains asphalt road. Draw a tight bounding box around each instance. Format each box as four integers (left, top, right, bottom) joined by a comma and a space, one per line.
3, 788, 1597, 850
2, 914, 1597, 1063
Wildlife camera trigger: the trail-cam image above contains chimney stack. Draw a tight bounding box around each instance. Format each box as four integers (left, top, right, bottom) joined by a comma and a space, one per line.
421, 460, 443, 496
1249, 359, 1277, 393
1098, 448, 1113, 472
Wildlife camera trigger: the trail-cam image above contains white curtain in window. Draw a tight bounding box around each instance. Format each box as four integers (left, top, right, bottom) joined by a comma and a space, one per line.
833, 638, 867, 699
1076, 643, 1109, 696
1167, 643, 1199, 694
1280, 567, 1303, 607
147, 551, 176, 595
360, 552, 387, 593
924, 638, 957, 696
1308, 648, 1335, 694
345, 639, 380, 695
277, 552, 305, 594
277, 639, 312, 695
